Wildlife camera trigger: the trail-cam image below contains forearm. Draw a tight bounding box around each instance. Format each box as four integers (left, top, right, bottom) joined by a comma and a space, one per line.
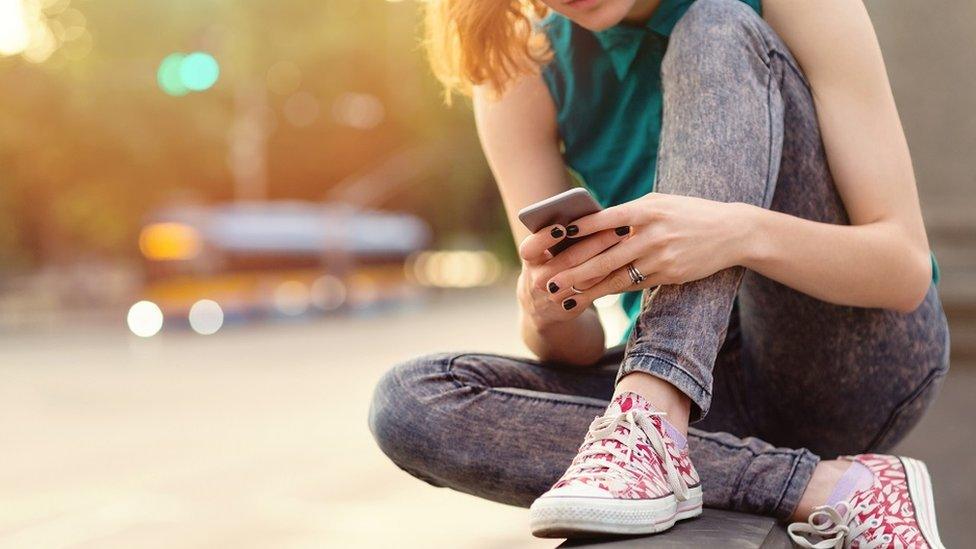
520, 305, 606, 366
738, 203, 932, 312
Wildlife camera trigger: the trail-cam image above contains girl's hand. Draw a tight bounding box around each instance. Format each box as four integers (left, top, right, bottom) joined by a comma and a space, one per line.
517, 222, 634, 328
543, 193, 753, 310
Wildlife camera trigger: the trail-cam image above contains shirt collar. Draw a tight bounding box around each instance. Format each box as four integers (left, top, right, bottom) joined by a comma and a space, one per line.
593, 0, 693, 80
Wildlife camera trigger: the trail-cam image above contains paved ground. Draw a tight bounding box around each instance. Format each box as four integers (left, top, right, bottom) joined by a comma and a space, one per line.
0, 286, 973, 548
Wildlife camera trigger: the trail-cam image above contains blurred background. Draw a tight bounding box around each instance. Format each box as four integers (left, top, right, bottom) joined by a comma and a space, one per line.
0, 0, 973, 547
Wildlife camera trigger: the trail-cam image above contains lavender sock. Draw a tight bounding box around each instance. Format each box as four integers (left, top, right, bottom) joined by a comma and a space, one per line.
640, 400, 687, 449
661, 420, 687, 449
826, 461, 874, 507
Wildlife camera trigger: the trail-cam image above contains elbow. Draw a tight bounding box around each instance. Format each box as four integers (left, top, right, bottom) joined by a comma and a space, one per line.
892, 293, 927, 315
890, 249, 933, 314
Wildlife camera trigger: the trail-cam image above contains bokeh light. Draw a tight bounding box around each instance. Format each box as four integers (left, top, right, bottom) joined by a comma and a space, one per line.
58, 7, 85, 26
157, 53, 189, 96
311, 275, 346, 311
0, 0, 31, 56
407, 250, 501, 288
0, 0, 82, 62
157, 51, 219, 96
126, 300, 164, 338
273, 280, 310, 316
179, 52, 220, 91
332, 92, 385, 130
139, 222, 203, 261
59, 26, 91, 60
188, 299, 224, 335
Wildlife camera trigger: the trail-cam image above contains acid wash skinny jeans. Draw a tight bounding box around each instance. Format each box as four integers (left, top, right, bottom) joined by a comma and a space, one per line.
368, 0, 949, 520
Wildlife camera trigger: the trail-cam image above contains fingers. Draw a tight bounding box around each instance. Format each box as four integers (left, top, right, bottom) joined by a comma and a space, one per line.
539, 228, 630, 294
546, 237, 642, 297
546, 275, 601, 303
558, 260, 660, 312
518, 224, 566, 266
564, 201, 643, 239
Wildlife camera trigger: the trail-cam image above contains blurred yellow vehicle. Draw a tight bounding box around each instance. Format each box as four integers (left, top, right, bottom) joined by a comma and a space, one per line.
132, 201, 431, 334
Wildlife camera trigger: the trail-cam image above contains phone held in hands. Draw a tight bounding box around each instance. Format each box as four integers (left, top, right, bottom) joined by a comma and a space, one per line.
517, 188, 603, 256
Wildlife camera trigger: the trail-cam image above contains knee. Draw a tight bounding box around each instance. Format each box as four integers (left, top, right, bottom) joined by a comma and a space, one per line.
367, 361, 405, 461
367, 352, 455, 482
663, 0, 769, 76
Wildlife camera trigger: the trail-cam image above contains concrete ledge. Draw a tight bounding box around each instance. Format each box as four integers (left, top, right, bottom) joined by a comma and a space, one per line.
558, 510, 792, 548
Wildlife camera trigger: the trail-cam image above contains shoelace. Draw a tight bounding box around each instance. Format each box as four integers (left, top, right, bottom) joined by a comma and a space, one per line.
787, 501, 891, 549
564, 409, 690, 501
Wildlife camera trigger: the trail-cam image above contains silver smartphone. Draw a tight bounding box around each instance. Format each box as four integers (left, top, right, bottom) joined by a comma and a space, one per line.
517, 187, 603, 256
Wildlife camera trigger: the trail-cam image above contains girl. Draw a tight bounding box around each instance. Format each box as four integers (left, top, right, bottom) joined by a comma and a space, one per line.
370, 0, 949, 546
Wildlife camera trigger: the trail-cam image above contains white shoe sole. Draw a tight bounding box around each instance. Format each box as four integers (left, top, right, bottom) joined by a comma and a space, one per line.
676, 487, 704, 521
529, 485, 703, 538
900, 457, 945, 549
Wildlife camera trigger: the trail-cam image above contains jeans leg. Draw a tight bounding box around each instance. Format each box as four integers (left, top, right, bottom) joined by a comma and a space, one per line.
618, 0, 788, 419
616, 0, 824, 519
368, 348, 620, 507
368, 344, 813, 518
689, 428, 819, 519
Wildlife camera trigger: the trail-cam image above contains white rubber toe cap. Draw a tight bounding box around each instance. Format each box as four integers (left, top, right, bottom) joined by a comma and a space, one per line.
539, 482, 614, 500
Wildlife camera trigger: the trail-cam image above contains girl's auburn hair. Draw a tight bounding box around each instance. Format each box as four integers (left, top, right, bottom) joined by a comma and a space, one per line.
424, 0, 552, 103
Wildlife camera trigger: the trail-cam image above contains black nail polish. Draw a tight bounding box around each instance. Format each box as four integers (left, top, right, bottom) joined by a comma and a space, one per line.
548, 281, 559, 294
615, 226, 630, 236
566, 225, 579, 237
550, 227, 564, 238
562, 298, 577, 310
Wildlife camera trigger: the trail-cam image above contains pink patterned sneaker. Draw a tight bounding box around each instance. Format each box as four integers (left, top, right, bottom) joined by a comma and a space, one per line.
788, 454, 945, 548
529, 392, 702, 538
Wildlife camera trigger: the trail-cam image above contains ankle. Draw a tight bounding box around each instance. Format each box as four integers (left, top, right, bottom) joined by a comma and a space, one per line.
615, 372, 691, 435
792, 460, 850, 521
